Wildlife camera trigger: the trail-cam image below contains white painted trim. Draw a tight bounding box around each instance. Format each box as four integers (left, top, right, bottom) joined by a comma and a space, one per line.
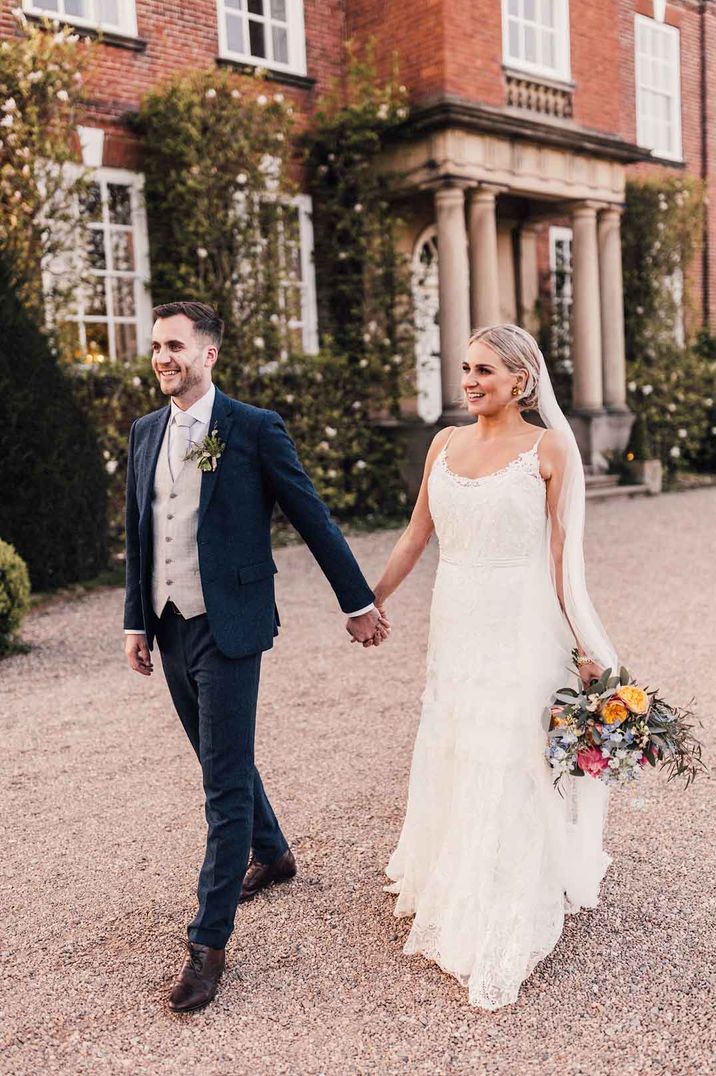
549, 225, 573, 272
501, 0, 572, 83
216, 0, 307, 78
77, 125, 105, 168
55, 165, 152, 359
411, 223, 442, 424
294, 193, 319, 355
634, 14, 683, 162
653, 0, 667, 24
22, 0, 138, 36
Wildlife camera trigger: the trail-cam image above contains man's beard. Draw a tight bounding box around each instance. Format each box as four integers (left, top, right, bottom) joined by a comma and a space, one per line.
157, 365, 203, 398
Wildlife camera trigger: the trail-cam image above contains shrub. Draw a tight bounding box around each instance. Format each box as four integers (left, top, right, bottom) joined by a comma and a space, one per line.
692, 332, 716, 473
624, 413, 653, 462
240, 347, 408, 519
70, 357, 157, 544
0, 539, 30, 655
625, 342, 713, 477
130, 51, 413, 523
622, 177, 713, 476
0, 10, 91, 321
136, 66, 296, 377
304, 41, 414, 420
75, 347, 407, 541
0, 258, 108, 589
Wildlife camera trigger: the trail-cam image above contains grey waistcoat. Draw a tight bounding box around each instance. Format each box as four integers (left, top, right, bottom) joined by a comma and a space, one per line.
151, 428, 206, 619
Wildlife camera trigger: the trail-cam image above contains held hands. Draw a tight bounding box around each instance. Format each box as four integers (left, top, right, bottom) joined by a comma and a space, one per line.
345, 605, 391, 648
125, 633, 154, 676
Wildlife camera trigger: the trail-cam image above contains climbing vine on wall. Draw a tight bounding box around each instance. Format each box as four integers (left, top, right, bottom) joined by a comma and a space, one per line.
621, 176, 715, 475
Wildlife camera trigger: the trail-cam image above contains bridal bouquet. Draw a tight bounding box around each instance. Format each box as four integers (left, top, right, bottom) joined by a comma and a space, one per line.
545, 653, 704, 790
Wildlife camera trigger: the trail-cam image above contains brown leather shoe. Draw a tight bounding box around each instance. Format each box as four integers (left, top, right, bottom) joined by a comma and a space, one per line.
240, 849, 297, 903
168, 942, 225, 1013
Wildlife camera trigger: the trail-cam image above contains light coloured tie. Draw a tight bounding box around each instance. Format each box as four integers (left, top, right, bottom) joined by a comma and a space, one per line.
169, 412, 197, 481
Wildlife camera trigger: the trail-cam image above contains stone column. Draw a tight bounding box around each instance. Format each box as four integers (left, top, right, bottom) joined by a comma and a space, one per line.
468, 186, 501, 329
570, 202, 604, 412
518, 223, 540, 334
435, 185, 471, 411
598, 205, 628, 410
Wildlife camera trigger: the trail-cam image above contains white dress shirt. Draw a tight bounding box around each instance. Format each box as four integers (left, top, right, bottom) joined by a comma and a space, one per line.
125, 382, 374, 632
170, 382, 216, 461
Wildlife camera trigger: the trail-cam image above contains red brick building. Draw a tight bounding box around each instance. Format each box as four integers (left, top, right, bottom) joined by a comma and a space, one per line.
4, 1, 713, 463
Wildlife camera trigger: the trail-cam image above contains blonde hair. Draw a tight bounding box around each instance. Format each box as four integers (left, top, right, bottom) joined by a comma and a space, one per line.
468, 323, 542, 410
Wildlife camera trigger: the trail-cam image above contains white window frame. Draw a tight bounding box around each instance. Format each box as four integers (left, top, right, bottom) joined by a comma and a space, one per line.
22, 0, 138, 36
293, 193, 318, 354
634, 14, 682, 162
665, 265, 685, 347
51, 166, 152, 363
270, 192, 318, 355
501, 0, 571, 82
216, 0, 307, 77
549, 225, 573, 366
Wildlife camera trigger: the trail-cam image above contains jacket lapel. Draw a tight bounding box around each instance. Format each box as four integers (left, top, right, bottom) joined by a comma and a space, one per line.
138, 406, 171, 528
198, 388, 234, 527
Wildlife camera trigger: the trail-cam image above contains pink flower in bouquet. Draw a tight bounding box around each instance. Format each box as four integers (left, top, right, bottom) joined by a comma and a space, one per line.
577, 747, 609, 778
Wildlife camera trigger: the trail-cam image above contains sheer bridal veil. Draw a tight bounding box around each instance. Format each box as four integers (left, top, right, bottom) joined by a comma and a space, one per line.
471, 323, 617, 672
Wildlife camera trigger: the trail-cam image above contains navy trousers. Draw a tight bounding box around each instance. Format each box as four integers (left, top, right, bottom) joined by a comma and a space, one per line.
155, 606, 288, 949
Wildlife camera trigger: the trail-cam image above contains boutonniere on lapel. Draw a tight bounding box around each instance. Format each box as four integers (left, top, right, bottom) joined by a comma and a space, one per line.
184, 426, 226, 473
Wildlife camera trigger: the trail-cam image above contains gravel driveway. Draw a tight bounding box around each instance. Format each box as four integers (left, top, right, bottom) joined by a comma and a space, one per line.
1, 488, 715, 1076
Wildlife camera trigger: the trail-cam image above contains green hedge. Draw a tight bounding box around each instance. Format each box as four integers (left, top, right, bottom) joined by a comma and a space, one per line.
0, 259, 108, 589
622, 177, 714, 476
72, 347, 408, 545
0, 539, 30, 655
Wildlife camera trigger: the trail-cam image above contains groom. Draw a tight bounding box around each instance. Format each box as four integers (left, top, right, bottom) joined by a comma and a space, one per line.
124, 301, 388, 1013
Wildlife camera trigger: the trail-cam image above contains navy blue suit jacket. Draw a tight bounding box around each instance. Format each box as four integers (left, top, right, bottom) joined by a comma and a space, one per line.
124, 388, 375, 658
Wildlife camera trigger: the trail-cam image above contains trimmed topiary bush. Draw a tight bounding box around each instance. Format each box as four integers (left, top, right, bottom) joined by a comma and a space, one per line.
624, 413, 653, 462
0, 539, 30, 655
0, 258, 108, 590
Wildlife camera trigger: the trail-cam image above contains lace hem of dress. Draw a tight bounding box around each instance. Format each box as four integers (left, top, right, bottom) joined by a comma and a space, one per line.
400, 912, 564, 1010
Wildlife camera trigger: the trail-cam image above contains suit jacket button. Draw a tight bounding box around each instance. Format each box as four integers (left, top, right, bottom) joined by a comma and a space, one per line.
170, 492, 178, 499
166, 536, 173, 542
167, 513, 174, 520
166, 579, 174, 586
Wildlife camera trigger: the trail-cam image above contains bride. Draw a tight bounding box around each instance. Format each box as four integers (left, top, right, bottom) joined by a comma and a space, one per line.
373, 324, 618, 1010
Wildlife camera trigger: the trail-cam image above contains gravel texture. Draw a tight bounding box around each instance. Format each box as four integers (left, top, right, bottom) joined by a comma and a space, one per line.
1, 488, 715, 1076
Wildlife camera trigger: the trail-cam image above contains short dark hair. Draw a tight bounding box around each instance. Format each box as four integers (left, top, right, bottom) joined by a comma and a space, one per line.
152, 301, 224, 350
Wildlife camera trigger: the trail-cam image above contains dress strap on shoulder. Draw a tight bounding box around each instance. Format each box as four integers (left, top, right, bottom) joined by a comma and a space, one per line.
533, 427, 548, 450
443, 426, 460, 449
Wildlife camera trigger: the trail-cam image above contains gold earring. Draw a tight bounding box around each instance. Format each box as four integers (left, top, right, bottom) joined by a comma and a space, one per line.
512, 385, 521, 397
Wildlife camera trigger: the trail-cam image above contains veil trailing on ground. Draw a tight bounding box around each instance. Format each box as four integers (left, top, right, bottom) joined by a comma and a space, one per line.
531, 345, 618, 908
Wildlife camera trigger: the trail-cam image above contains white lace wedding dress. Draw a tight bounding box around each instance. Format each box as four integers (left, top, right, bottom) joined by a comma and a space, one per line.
385, 430, 611, 1010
